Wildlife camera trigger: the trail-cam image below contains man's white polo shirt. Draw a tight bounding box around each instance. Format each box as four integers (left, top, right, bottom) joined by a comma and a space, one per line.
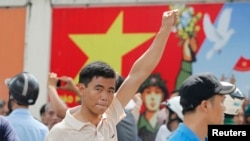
45, 97, 126, 141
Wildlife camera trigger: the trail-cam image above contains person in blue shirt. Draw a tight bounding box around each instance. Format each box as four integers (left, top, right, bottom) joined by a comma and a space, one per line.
168, 73, 236, 141
0, 115, 19, 141
5, 72, 49, 141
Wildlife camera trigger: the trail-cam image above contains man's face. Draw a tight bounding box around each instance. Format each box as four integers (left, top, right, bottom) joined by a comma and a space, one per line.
245, 116, 250, 124
80, 76, 116, 115
233, 108, 245, 125
206, 95, 226, 124
142, 86, 164, 111
45, 104, 62, 129
168, 112, 180, 131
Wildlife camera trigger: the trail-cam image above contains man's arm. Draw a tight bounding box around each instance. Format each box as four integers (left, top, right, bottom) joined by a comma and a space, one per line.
116, 9, 178, 108
47, 73, 80, 118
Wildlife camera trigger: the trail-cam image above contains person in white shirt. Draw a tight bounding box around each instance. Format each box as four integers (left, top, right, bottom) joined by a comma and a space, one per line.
45, 9, 179, 141
155, 96, 183, 141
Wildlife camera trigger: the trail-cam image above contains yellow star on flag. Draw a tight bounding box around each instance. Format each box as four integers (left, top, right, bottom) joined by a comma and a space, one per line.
69, 11, 156, 81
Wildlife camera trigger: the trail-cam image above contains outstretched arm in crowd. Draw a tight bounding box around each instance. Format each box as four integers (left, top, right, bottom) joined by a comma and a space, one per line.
116, 9, 179, 108
47, 73, 80, 118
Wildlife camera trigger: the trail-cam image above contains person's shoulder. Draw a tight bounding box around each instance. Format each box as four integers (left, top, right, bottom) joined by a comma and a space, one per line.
167, 130, 184, 141
168, 123, 200, 141
0, 115, 6, 121
49, 120, 65, 131
47, 122, 68, 138
37, 120, 49, 131
30, 120, 49, 132
155, 125, 172, 141
158, 124, 171, 134
166, 123, 185, 141
0, 116, 10, 126
167, 133, 177, 141
159, 124, 167, 130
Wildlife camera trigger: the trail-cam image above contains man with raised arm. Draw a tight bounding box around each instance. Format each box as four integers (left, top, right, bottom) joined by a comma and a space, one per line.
46, 9, 179, 141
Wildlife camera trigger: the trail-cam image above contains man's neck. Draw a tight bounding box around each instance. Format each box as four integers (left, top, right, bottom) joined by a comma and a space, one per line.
184, 115, 208, 141
73, 106, 103, 126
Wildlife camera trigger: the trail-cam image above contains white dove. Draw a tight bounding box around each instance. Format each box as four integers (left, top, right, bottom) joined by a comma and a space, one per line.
203, 8, 234, 60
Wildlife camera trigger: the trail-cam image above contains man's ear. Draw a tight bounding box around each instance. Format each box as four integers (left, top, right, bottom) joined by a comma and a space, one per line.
200, 100, 209, 113
76, 83, 85, 96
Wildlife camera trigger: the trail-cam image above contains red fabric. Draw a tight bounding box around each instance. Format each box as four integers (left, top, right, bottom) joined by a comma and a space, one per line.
234, 56, 250, 71
51, 4, 222, 107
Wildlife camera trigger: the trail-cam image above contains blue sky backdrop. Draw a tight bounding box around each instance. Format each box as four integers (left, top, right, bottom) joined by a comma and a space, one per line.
194, 2, 250, 98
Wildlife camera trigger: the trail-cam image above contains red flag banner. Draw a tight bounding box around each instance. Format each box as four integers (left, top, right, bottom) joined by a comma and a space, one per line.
233, 56, 250, 71
51, 4, 222, 107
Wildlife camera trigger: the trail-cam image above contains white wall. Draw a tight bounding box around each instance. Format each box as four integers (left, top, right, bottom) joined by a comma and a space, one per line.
24, 0, 52, 120
0, 0, 51, 120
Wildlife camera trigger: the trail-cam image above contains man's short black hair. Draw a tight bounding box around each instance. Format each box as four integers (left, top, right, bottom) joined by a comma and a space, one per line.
79, 61, 116, 86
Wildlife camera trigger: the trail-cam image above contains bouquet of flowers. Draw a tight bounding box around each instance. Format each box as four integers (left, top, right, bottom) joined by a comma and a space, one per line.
169, 4, 202, 45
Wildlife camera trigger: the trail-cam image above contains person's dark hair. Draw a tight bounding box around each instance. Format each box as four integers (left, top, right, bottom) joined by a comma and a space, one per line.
182, 93, 216, 114
182, 108, 194, 115
40, 103, 46, 116
79, 61, 116, 86
115, 75, 124, 92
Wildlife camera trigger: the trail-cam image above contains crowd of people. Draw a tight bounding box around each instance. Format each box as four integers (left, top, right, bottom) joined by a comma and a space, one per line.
0, 9, 250, 141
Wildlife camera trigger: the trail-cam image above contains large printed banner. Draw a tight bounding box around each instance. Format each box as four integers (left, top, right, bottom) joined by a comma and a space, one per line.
51, 2, 250, 140
51, 2, 250, 108
51, 4, 212, 107
0, 8, 26, 103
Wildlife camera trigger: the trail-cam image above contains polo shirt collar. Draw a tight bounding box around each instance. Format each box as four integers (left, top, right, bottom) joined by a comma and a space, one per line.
65, 106, 107, 131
